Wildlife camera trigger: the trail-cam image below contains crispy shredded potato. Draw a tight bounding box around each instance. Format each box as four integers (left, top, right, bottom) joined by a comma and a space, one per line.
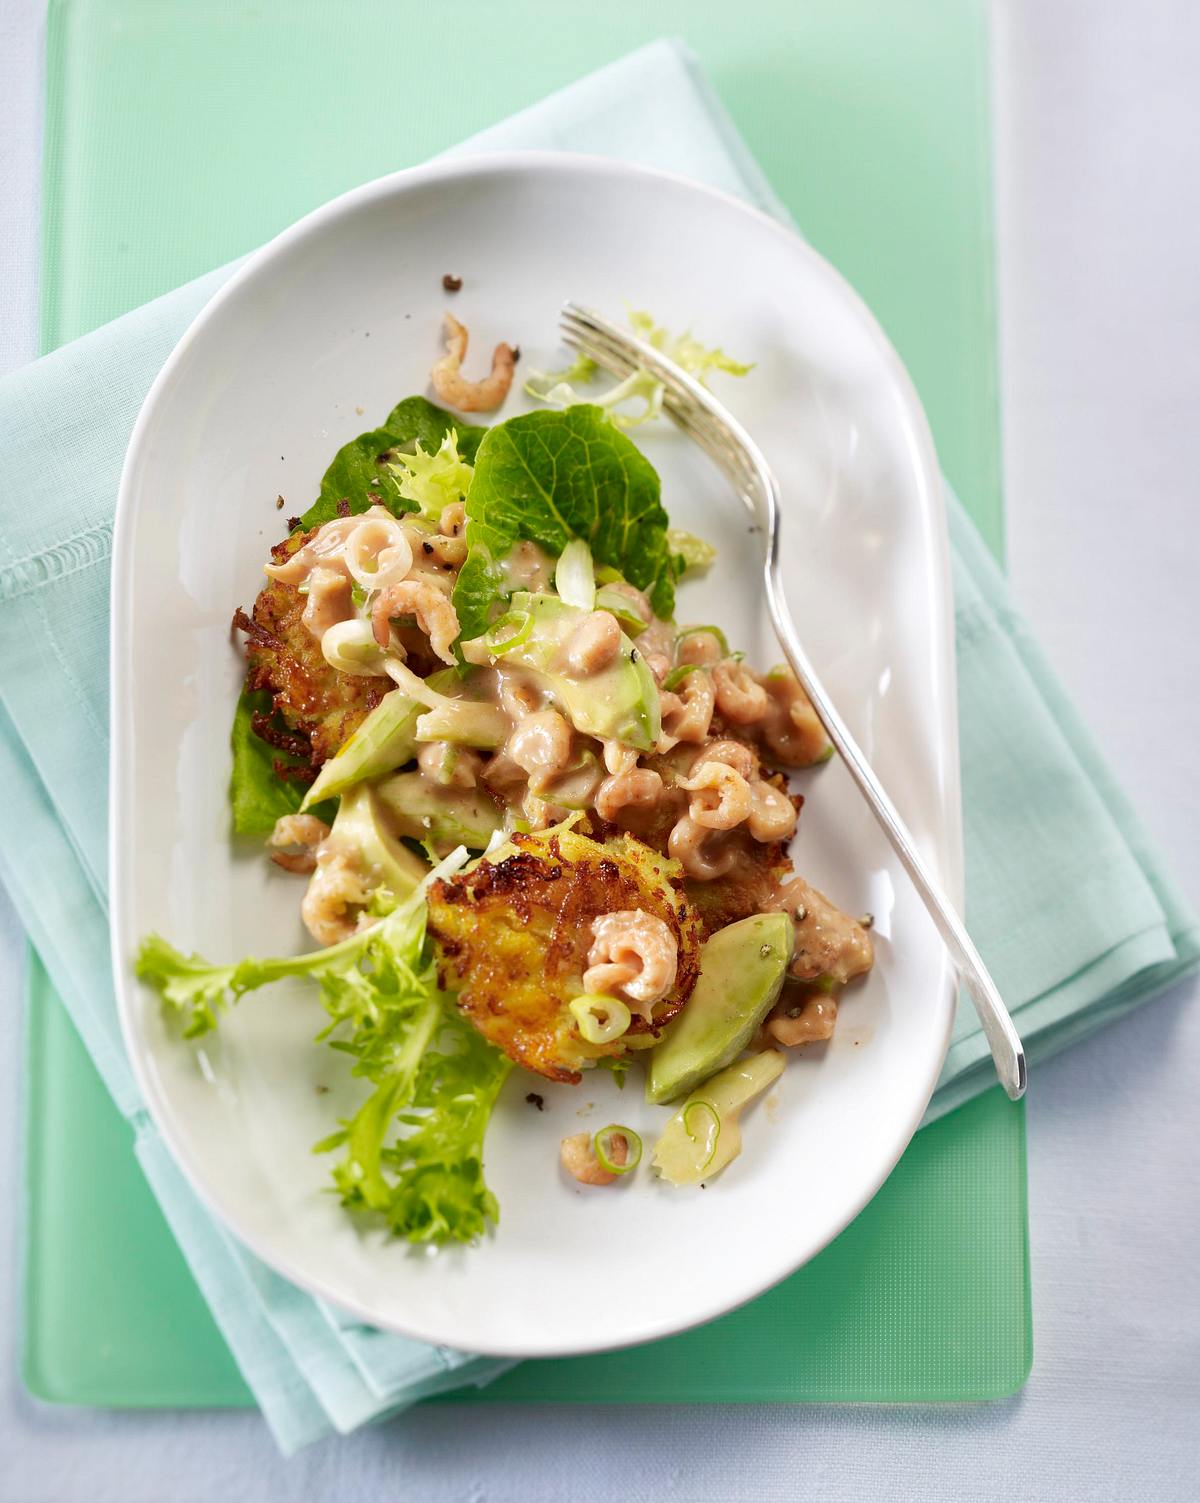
428, 826, 703, 1083
235, 528, 388, 766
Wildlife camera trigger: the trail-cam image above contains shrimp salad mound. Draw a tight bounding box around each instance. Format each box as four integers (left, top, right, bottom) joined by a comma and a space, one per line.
136, 309, 874, 1244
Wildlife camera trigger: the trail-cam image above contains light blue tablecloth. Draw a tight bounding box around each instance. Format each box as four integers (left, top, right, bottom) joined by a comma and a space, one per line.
0, 39, 1194, 1453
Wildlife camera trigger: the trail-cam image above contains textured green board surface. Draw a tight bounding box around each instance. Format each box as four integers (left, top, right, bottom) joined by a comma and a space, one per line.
24, 0, 1029, 1409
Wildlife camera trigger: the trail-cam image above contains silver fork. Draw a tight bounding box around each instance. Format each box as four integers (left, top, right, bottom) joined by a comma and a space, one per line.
560, 302, 1027, 1101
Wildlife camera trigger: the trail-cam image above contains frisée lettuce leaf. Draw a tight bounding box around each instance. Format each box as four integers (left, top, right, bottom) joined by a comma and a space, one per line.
134, 876, 511, 1243
452, 405, 675, 640
299, 396, 487, 530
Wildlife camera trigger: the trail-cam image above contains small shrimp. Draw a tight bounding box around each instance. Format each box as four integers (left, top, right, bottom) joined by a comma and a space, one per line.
679, 760, 753, 831
595, 766, 664, 822
301, 851, 372, 946
496, 667, 543, 721
301, 566, 354, 640
430, 313, 516, 413
760, 668, 830, 767
696, 738, 759, 780
417, 741, 482, 789
767, 874, 875, 984
676, 630, 724, 667
560, 1131, 627, 1187
658, 670, 716, 752
600, 580, 652, 625
564, 610, 622, 676
712, 660, 769, 724
371, 577, 460, 663
766, 994, 839, 1047
267, 814, 331, 875
746, 779, 799, 842
645, 652, 671, 684
602, 739, 639, 777
583, 909, 678, 1019
506, 709, 573, 792
667, 814, 739, 881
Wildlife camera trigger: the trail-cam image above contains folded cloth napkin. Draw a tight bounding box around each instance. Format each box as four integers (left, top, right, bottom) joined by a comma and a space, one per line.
1, 38, 1195, 1452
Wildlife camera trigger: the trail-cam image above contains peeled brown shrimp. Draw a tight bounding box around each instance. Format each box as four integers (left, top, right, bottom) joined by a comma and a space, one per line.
595, 766, 664, 822
766, 994, 839, 1047
430, 313, 516, 413
560, 1131, 627, 1187
371, 577, 460, 663
760, 667, 830, 767
747, 779, 798, 842
712, 660, 770, 724
668, 814, 739, 881
301, 851, 372, 946
679, 760, 753, 831
657, 669, 715, 752
696, 738, 759, 780
301, 566, 354, 640
417, 741, 483, 789
267, 814, 331, 875
506, 709, 573, 792
583, 909, 678, 1019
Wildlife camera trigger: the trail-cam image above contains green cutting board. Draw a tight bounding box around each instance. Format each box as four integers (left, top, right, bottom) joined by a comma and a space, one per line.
24, 0, 1029, 1409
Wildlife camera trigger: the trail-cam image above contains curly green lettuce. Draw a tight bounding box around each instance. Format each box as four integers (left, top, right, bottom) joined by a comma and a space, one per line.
135, 880, 511, 1243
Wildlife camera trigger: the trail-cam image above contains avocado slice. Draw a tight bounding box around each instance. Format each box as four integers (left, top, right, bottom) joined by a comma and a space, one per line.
374, 771, 503, 853
645, 912, 793, 1105
461, 592, 660, 751
301, 668, 464, 809
652, 1049, 785, 1185
324, 784, 428, 900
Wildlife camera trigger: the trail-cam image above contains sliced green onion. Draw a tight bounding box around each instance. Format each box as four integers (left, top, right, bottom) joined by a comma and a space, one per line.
594, 1124, 642, 1176
682, 1100, 721, 1172
676, 624, 730, 657
569, 994, 632, 1045
483, 609, 533, 655
320, 620, 388, 676
594, 564, 623, 586
813, 973, 838, 995
554, 538, 596, 611
350, 580, 368, 610
662, 664, 699, 692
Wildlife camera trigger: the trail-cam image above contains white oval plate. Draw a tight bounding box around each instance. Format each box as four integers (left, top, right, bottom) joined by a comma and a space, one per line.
111, 153, 960, 1359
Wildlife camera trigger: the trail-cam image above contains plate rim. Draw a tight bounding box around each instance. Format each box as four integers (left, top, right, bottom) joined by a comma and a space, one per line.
109, 149, 962, 1358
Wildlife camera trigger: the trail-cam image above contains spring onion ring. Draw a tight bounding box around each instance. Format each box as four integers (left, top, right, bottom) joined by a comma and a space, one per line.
569, 994, 632, 1045
594, 1124, 642, 1176
682, 1100, 721, 1172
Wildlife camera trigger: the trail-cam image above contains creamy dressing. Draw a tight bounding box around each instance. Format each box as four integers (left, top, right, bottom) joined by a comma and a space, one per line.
276, 510, 869, 1019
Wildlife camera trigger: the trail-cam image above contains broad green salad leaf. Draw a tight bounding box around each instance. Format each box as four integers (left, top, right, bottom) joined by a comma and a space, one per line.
135, 880, 511, 1243
229, 689, 336, 836
452, 405, 675, 640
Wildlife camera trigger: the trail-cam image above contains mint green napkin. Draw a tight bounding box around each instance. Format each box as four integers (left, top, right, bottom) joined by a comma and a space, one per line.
1, 40, 1195, 1453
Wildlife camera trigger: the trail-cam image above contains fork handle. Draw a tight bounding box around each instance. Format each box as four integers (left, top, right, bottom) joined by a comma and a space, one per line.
763, 563, 1027, 1101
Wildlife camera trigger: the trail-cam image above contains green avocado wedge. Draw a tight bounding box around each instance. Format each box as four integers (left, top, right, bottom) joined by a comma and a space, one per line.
374, 771, 502, 854
646, 912, 793, 1105
461, 591, 661, 751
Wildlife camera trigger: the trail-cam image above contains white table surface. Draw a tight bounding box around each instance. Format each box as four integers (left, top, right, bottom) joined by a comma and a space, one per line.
2, 2, 1197, 1499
